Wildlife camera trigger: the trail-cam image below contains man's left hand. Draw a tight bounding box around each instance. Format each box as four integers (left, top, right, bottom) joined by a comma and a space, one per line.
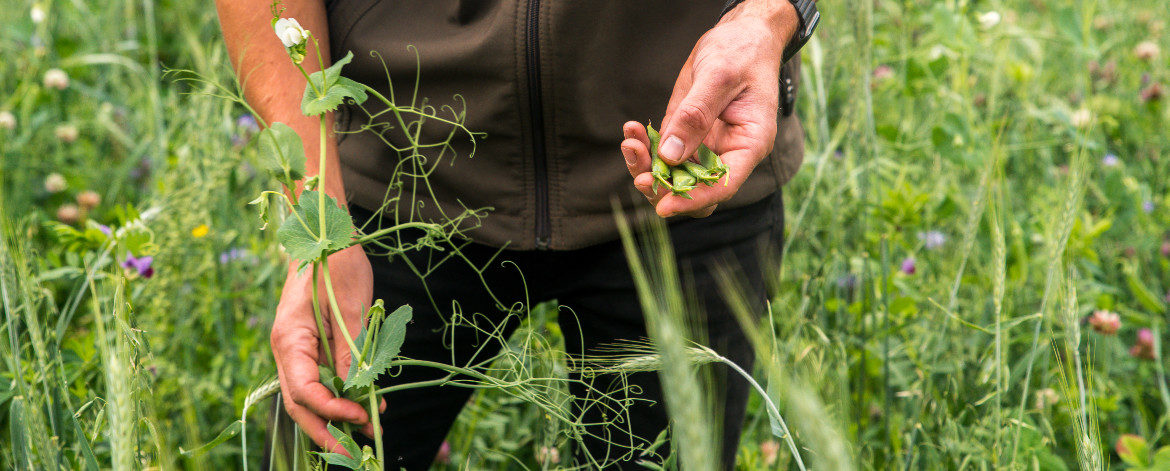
622, 0, 798, 218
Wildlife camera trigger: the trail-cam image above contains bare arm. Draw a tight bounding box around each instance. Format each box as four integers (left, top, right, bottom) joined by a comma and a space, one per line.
216, 0, 378, 454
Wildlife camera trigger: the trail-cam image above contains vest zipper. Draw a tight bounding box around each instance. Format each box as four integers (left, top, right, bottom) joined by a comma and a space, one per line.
525, 0, 550, 250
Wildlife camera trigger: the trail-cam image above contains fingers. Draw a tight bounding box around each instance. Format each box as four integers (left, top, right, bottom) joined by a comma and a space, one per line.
658, 69, 742, 166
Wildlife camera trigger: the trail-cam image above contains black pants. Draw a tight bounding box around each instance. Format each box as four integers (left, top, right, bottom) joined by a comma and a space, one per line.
348, 193, 783, 470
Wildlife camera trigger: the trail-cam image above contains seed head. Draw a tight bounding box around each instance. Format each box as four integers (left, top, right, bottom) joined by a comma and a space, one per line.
44, 173, 66, 193
43, 68, 69, 90
56, 204, 80, 224
1135, 41, 1160, 61
55, 124, 78, 143
76, 190, 101, 210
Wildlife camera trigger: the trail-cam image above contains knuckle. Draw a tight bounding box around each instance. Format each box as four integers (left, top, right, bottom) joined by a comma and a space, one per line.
675, 103, 712, 132
708, 67, 736, 90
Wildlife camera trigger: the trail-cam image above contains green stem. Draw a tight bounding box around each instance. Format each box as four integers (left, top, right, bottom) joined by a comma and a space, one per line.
715, 354, 806, 471
368, 386, 383, 467
320, 258, 360, 361
354, 222, 442, 245
311, 264, 333, 367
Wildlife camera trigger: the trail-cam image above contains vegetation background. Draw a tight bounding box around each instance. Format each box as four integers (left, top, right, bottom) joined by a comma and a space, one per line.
2, 0, 1169, 469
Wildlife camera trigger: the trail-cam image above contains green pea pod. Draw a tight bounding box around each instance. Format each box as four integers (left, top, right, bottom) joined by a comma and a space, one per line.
683, 161, 719, 186
697, 144, 730, 185
671, 167, 696, 199
647, 123, 673, 193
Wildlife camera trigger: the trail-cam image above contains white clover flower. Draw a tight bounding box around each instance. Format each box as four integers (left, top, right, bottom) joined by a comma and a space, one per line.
30, 4, 46, 24
0, 111, 14, 131
274, 18, 309, 48
43, 68, 69, 90
44, 173, 67, 193
1135, 41, 1160, 61
978, 11, 1001, 30
55, 124, 79, 143
1071, 108, 1092, 128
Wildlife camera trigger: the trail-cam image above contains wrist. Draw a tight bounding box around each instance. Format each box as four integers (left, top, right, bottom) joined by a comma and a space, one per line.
721, 0, 799, 63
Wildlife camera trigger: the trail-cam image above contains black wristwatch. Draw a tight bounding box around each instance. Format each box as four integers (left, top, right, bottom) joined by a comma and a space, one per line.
720, 0, 821, 63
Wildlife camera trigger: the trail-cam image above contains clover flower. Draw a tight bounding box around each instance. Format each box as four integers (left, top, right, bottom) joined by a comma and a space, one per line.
434, 441, 451, 465
0, 111, 14, 130
76, 190, 100, 210
56, 204, 80, 224
121, 253, 154, 278
873, 65, 894, 82
55, 124, 78, 143
901, 257, 917, 275
44, 173, 66, 193
1130, 328, 1155, 360
760, 440, 780, 466
535, 446, 560, 465
1087, 310, 1120, 335
978, 11, 1001, 29
43, 68, 69, 90
1034, 388, 1059, 409
1141, 83, 1164, 103
1161, 241, 1170, 258
1135, 41, 1160, 61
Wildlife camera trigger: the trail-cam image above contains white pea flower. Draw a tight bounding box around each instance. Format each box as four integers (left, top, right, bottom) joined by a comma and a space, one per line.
978, 11, 1001, 30
0, 111, 14, 131
43, 68, 69, 90
30, 4, 46, 24
44, 173, 67, 193
274, 18, 309, 48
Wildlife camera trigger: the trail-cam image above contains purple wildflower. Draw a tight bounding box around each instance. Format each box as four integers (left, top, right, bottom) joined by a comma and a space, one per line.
121, 253, 154, 278
236, 114, 260, 133
917, 230, 948, 249
1130, 328, 1155, 360
219, 247, 256, 265
97, 224, 112, 236
1144, 200, 1156, 214
1102, 153, 1120, 167
435, 440, 451, 464
901, 257, 917, 275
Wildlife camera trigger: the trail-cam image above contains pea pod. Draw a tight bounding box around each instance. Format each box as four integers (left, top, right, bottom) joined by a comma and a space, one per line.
697, 144, 730, 184
683, 161, 720, 185
670, 167, 697, 199
647, 124, 673, 193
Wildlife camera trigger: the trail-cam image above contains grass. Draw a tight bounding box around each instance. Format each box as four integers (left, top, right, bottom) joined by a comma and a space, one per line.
3, 0, 1170, 469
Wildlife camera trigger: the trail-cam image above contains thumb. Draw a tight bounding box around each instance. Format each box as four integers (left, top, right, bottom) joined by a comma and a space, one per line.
658, 71, 739, 165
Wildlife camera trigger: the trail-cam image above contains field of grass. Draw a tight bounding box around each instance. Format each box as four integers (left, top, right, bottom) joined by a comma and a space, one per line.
2, 0, 1170, 469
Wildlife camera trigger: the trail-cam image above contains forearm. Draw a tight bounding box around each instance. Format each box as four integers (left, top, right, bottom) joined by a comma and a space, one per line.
215, 0, 348, 206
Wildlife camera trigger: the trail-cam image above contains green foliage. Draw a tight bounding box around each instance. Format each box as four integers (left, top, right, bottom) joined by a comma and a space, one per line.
345, 303, 412, 390
275, 190, 356, 265
301, 51, 368, 116
257, 122, 305, 191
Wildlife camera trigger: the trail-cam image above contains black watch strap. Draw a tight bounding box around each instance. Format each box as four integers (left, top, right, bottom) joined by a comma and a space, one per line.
720, 0, 820, 63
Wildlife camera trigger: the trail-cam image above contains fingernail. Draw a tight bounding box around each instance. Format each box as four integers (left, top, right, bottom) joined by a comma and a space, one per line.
622, 147, 637, 166
660, 136, 683, 162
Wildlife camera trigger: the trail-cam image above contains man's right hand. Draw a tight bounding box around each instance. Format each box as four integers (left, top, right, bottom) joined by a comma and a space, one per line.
271, 244, 384, 453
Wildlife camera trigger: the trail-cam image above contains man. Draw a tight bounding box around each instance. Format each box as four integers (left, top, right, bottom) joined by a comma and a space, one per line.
216, 0, 817, 468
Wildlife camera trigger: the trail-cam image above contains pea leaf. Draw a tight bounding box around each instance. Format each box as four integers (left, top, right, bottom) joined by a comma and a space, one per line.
257, 122, 305, 184
345, 304, 412, 390
301, 51, 368, 116
276, 190, 356, 264
316, 424, 363, 469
